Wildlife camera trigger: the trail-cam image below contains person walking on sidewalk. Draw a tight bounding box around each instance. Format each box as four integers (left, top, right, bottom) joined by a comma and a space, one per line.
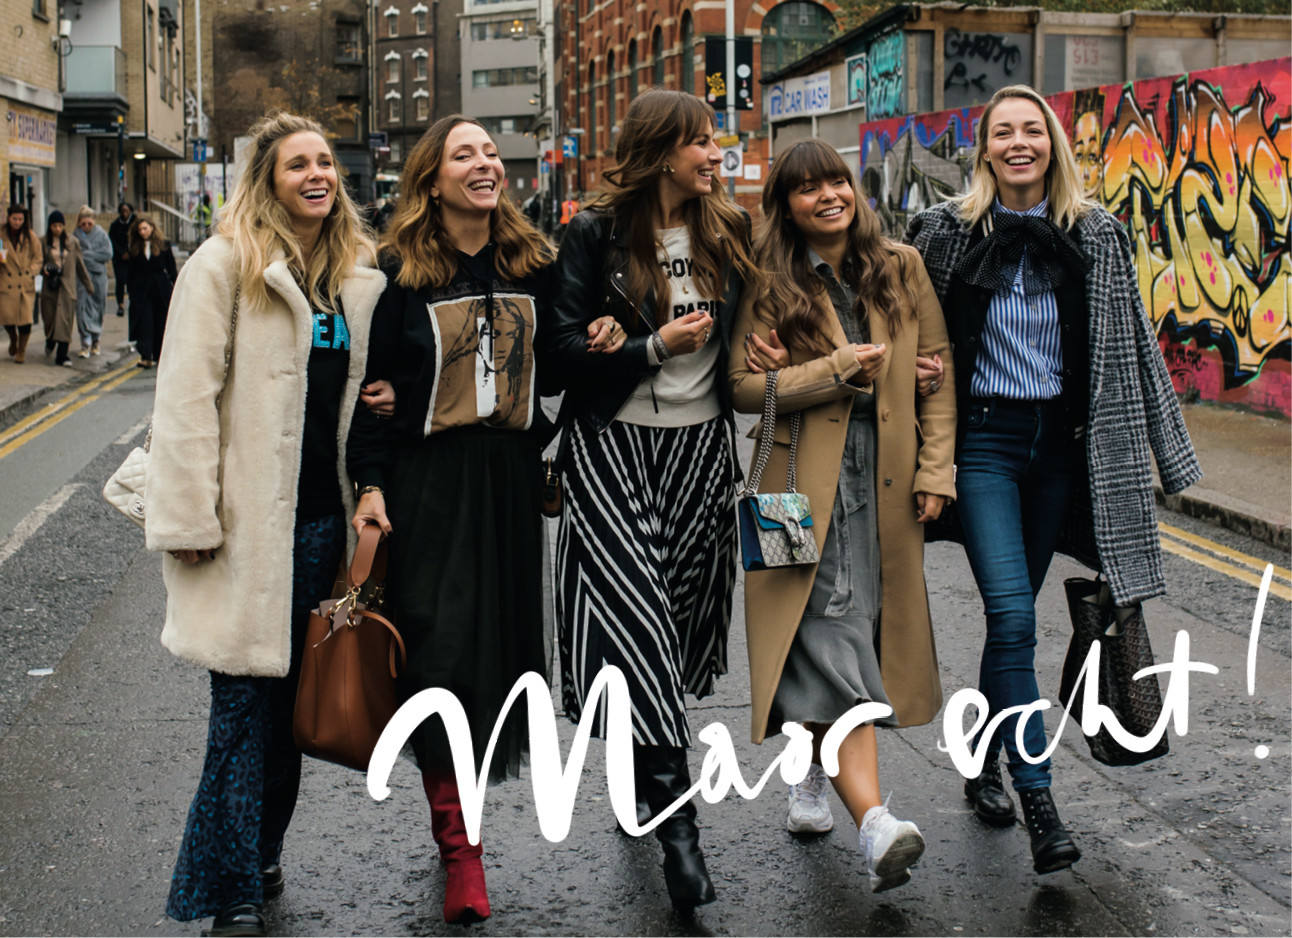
108, 201, 134, 318
730, 139, 956, 892
1, 204, 42, 364
903, 84, 1202, 875
40, 210, 93, 366
147, 110, 385, 938
126, 213, 177, 368
347, 114, 557, 925
550, 89, 759, 913
73, 206, 113, 358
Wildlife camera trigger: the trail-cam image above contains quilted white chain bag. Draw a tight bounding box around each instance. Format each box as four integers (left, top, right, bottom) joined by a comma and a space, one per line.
101, 286, 239, 528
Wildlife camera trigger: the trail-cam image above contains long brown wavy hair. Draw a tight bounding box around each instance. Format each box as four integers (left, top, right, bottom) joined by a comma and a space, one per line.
218, 111, 374, 315
589, 88, 758, 329
128, 212, 168, 256
754, 140, 914, 358
382, 115, 553, 289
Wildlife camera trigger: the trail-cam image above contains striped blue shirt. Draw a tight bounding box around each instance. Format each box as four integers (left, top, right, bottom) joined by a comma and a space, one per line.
970, 198, 1063, 400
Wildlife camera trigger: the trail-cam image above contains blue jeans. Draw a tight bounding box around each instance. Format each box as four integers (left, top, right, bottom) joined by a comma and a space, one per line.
956, 399, 1078, 791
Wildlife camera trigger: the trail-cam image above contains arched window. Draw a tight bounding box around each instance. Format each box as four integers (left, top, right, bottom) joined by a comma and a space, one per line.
680, 13, 694, 94
653, 26, 665, 87
760, 1, 834, 76
606, 49, 617, 146
628, 40, 638, 102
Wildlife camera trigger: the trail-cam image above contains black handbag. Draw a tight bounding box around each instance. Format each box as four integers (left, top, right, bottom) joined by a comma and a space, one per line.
1058, 576, 1169, 766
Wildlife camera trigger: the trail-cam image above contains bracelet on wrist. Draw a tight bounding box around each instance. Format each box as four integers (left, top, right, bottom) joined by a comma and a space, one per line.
652, 331, 673, 362
358, 484, 384, 498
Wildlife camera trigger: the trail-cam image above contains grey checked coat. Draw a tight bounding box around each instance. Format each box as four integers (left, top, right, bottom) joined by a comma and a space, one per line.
904, 201, 1202, 607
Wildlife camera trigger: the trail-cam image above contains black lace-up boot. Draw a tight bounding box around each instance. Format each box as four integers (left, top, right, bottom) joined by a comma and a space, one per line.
963, 759, 1017, 826
1018, 788, 1081, 874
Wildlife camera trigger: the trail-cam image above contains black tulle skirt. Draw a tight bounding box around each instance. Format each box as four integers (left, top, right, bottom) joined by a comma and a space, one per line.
386, 425, 549, 782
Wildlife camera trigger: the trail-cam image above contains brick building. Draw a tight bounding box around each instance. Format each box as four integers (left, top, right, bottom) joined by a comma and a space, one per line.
375, 0, 435, 171
1, 0, 63, 223
552, 0, 839, 210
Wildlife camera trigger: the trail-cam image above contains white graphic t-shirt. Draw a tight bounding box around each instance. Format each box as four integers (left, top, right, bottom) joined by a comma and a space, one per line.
617, 226, 722, 427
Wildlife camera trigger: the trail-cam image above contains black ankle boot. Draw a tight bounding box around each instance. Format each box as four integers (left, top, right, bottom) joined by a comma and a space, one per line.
205, 901, 266, 937
964, 760, 1016, 826
261, 863, 284, 898
1018, 788, 1081, 874
637, 745, 716, 911
615, 749, 653, 834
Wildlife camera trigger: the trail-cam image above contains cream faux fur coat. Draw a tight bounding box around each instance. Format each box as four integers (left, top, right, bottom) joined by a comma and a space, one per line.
145, 235, 386, 676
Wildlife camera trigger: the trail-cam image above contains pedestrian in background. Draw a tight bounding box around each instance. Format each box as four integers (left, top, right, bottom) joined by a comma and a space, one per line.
108, 201, 134, 318
550, 88, 759, 913
1, 204, 42, 364
126, 213, 177, 368
73, 206, 112, 358
348, 114, 557, 926
40, 210, 92, 366
731, 138, 956, 892
903, 84, 1201, 874
146, 110, 385, 938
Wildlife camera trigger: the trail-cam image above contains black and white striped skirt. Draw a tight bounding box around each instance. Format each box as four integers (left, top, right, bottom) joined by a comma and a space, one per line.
556, 416, 737, 748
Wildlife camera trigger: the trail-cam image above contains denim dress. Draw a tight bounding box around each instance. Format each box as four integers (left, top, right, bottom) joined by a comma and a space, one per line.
767, 257, 894, 731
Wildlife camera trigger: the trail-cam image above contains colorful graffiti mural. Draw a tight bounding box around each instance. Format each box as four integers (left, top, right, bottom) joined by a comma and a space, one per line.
858, 58, 1292, 417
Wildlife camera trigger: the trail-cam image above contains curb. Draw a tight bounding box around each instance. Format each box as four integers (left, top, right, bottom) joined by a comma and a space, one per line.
1154, 483, 1291, 552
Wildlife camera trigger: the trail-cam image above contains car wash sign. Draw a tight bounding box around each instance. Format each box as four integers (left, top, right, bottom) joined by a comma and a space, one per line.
765, 71, 830, 122
8, 106, 57, 166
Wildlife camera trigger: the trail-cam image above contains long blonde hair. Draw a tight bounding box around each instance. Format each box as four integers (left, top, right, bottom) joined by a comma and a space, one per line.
381, 115, 553, 289
755, 140, 913, 358
217, 110, 374, 313
590, 88, 759, 329
952, 85, 1093, 231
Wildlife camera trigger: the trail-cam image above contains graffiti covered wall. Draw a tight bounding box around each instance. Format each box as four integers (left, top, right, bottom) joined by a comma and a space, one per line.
858, 58, 1292, 417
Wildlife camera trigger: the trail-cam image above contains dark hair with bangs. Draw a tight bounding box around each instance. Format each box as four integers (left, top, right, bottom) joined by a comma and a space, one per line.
589, 88, 758, 329
754, 139, 914, 357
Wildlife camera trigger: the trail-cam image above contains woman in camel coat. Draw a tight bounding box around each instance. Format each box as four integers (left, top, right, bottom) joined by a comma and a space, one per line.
1, 204, 43, 362
730, 139, 956, 892
41, 210, 93, 365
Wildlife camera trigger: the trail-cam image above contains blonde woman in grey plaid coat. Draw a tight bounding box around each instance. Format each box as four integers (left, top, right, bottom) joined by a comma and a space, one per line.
903, 84, 1201, 876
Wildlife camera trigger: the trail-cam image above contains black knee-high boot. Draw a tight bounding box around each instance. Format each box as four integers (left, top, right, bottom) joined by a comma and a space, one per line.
636, 744, 716, 911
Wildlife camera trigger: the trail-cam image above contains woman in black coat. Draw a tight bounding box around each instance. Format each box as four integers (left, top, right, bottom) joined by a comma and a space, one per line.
127, 212, 177, 367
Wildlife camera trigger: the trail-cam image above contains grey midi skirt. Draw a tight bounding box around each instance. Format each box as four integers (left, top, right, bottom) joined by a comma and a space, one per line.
768, 401, 895, 732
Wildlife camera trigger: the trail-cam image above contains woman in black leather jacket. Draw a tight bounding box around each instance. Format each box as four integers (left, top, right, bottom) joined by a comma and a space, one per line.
550, 88, 758, 913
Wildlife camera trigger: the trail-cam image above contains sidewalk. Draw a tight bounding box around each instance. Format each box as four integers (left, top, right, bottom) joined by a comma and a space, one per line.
1, 314, 1287, 549
0, 295, 136, 416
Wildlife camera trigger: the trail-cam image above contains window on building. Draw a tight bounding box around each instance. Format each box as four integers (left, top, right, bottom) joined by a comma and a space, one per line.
628, 40, 638, 101
469, 17, 536, 41
416, 95, 429, 121
760, 1, 834, 76
336, 97, 359, 138
31, 0, 47, 19
471, 66, 539, 87
587, 61, 597, 155
653, 26, 665, 87
681, 13, 694, 93
386, 7, 398, 37
413, 50, 428, 80
336, 21, 362, 62
606, 49, 616, 141
390, 137, 402, 161
478, 116, 532, 135
147, 5, 156, 70
413, 3, 428, 34
387, 54, 401, 82
389, 95, 402, 123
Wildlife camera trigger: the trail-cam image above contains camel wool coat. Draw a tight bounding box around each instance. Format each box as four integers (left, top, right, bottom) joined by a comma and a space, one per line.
0, 231, 42, 327
145, 236, 386, 677
729, 244, 956, 744
41, 236, 93, 344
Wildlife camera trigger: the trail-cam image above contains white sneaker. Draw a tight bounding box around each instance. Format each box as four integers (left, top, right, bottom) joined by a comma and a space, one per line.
859, 796, 925, 892
77, 347, 91, 359
787, 763, 834, 833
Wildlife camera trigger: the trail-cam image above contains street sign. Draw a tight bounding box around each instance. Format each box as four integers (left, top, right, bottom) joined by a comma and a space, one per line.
368, 131, 388, 149
192, 138, 207, 162
72, 123, 116, 135
562, 135, 578, 159
720, 144, 743, 178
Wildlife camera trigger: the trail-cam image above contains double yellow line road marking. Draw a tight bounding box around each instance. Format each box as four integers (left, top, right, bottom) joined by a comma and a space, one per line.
0, 361, 144, 461
1158, 522, 1291, 601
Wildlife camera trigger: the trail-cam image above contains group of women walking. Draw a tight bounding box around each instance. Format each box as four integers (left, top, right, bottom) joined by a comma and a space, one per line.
143, 83, 1198, 937
0, 201, 174, 366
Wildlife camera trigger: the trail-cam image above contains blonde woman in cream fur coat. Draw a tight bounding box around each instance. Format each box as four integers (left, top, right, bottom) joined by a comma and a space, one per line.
145, 111, 389, 938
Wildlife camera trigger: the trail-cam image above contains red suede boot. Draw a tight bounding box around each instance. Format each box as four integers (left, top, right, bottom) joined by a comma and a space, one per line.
422, 769, 491, 924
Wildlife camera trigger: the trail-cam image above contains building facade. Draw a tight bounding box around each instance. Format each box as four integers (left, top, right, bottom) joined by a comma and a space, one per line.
375, 0, 435, 172
2, 0, 64, 224
553, 0, 840, 210
460, 0, 540, 204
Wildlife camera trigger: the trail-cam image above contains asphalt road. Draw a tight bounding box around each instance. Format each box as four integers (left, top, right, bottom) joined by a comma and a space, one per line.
0, 369, 1288, 937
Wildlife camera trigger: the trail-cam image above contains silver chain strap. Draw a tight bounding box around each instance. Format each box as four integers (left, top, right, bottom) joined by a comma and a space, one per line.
739, 369, 802, 497
143, 285, 240, 454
